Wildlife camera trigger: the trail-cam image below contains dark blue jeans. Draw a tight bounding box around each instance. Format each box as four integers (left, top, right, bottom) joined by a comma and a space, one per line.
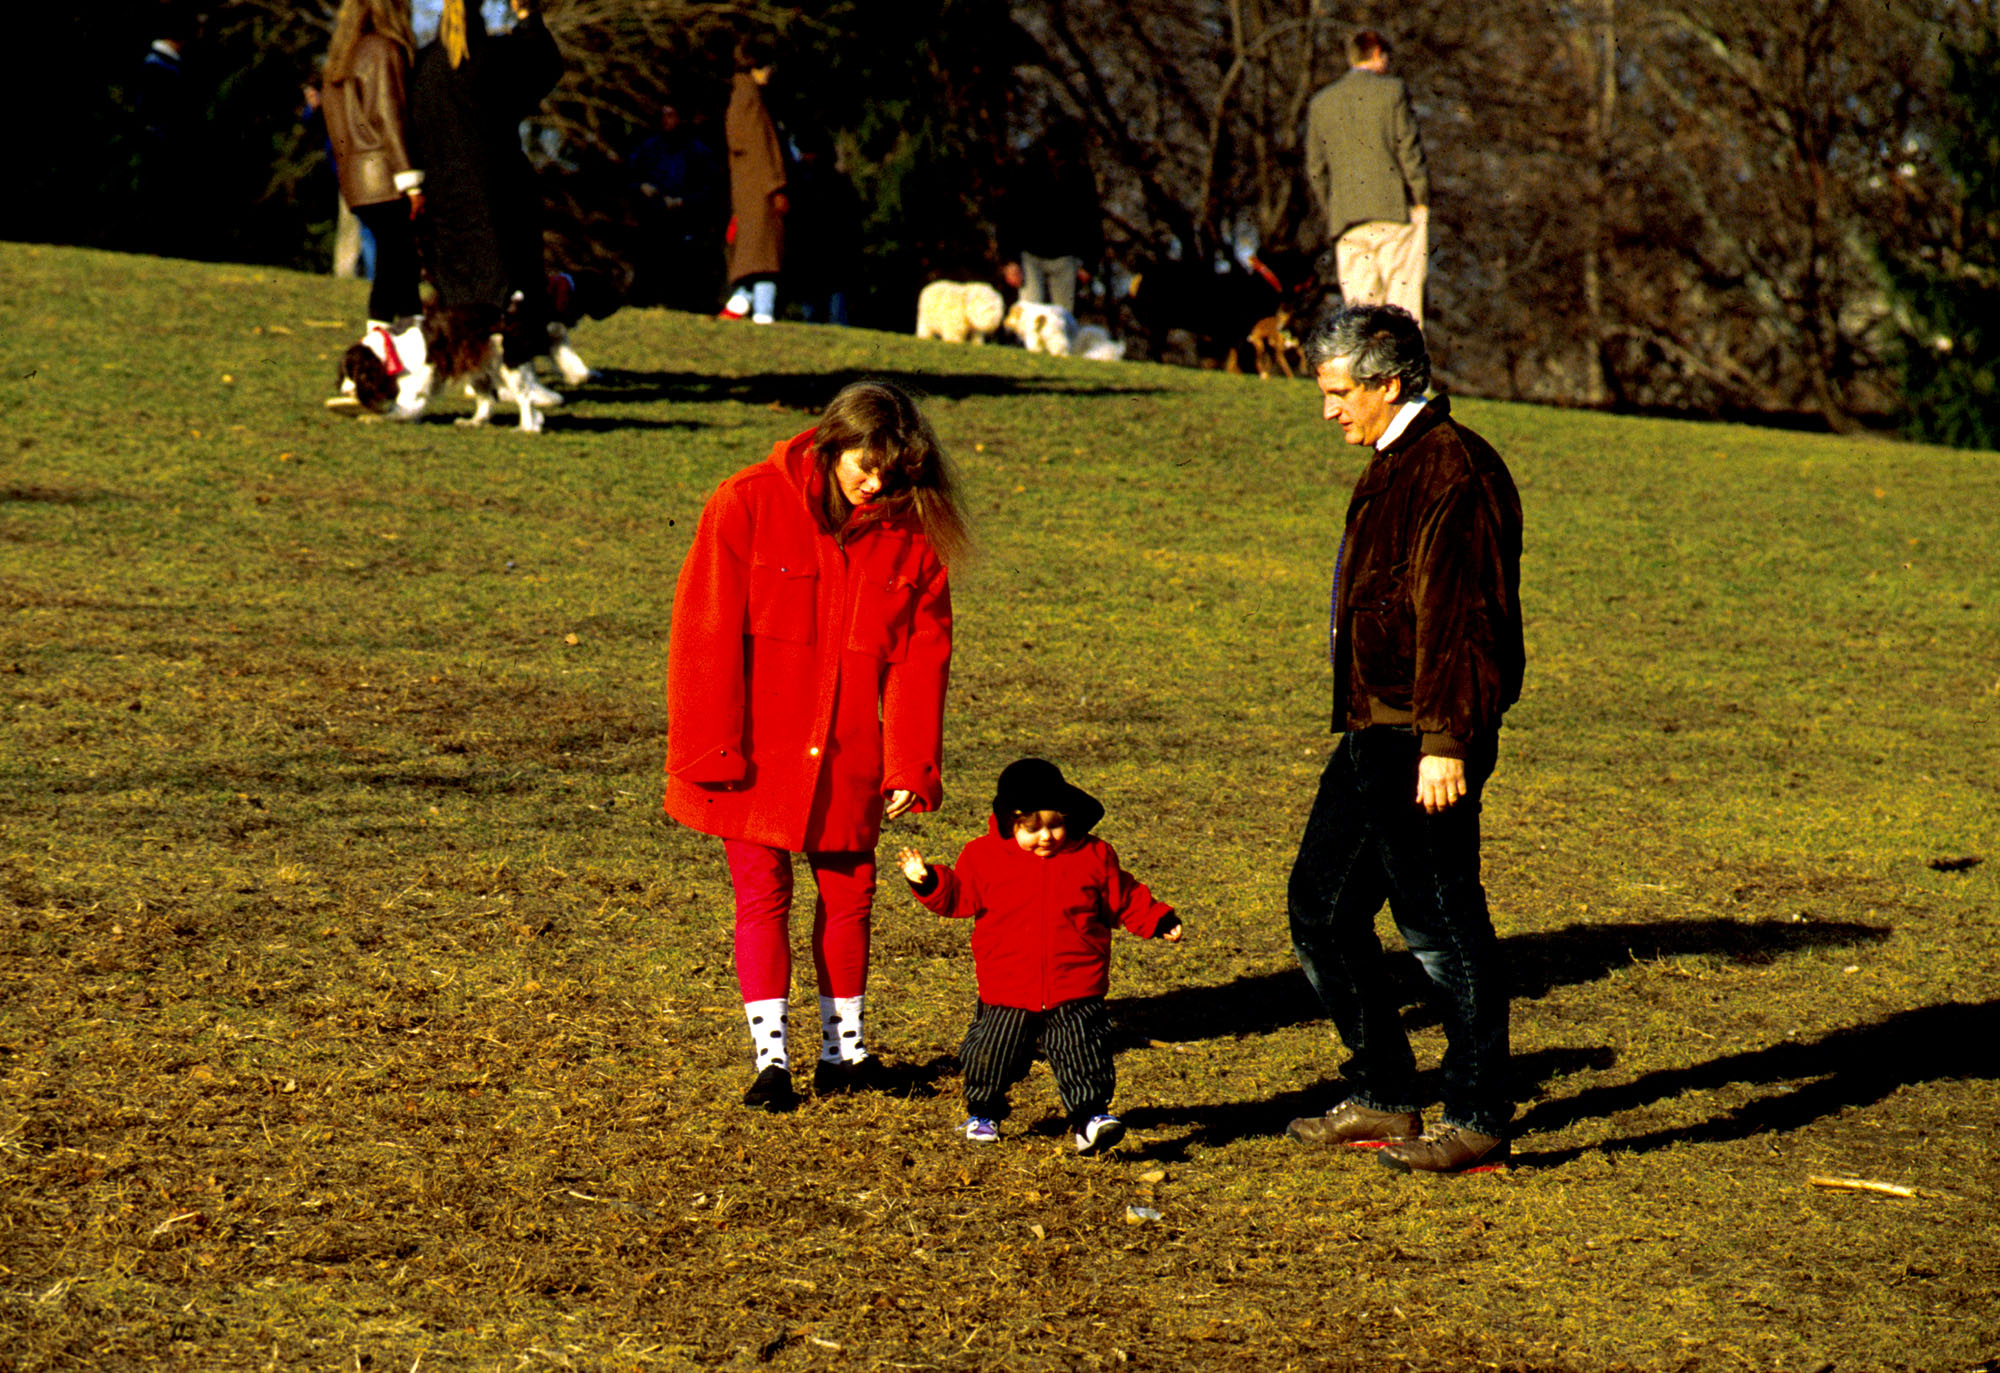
1287, 727, 1512, 1137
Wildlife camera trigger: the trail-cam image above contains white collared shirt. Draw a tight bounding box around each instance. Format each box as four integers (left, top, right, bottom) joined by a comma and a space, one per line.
1373, 398, 1430, 451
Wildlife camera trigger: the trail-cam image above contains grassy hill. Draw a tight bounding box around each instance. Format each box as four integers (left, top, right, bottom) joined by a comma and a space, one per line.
2, 241, 1996, 1371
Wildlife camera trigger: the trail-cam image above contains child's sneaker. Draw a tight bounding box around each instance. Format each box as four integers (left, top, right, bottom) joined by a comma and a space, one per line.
960, 1116, 999, 1144
1074, 1114, 1125, 1155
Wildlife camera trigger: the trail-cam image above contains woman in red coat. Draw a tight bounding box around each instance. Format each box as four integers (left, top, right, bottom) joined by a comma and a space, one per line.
665, 381, 968, 1111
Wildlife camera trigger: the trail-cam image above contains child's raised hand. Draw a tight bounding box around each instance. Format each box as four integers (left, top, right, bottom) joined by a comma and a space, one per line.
897, 846, 929, 883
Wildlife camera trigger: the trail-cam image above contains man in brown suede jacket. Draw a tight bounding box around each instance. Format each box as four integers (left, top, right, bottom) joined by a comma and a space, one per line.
1284, 303, 1523, 1174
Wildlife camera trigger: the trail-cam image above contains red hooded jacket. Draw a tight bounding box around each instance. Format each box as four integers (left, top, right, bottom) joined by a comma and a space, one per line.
910, 819, 1176, 1010
664, 432, 952, 852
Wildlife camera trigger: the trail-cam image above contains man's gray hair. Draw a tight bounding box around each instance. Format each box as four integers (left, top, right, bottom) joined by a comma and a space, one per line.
1304, 304, 1431, 398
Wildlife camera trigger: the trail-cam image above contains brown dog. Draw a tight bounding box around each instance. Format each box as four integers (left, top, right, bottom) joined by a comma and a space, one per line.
1248, 305, 1302, 380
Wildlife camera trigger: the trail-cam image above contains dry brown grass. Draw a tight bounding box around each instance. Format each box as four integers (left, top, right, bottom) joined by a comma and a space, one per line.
2, 243, 1997, 1371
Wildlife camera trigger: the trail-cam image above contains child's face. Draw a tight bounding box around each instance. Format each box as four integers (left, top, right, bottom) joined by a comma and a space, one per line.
1012, 809, 1068, 858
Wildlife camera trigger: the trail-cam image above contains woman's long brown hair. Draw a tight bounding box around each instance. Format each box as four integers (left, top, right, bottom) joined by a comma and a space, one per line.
811, 380, 971, 567
325, 0, 417, 82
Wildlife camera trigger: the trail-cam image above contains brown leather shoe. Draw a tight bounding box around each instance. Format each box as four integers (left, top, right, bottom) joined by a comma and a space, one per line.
1376, 1125, 1508, 1173
1284, 1098, 1423, 1147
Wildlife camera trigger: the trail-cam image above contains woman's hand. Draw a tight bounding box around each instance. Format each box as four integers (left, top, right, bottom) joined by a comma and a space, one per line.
897, 847, 929, 883
884, 789, 917, 819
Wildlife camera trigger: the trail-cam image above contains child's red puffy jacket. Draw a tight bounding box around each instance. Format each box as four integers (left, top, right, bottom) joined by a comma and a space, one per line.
910, 818, 1176, 1011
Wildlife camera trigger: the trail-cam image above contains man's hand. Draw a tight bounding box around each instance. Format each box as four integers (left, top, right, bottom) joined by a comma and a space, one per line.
884, 788, 917, 819
407, 189, 426, 220
770, 191, 790, 216
1002, 262, 1024, 290
1416, 754, 1466, 814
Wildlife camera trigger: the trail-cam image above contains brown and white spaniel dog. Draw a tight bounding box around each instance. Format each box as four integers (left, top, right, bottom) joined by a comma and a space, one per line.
336, 308, 549, 432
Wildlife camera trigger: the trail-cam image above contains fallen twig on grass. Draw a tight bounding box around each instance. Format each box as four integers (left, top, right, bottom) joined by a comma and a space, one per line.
1808, 1174, 1916, 1198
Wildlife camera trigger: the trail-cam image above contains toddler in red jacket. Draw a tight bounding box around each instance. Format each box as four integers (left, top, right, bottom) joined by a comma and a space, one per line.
898, 757, 1184, 1153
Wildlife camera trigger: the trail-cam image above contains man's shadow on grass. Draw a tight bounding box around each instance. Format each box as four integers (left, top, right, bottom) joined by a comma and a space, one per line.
1109, 915, 1891, 1048
1108, 915, 1892, 1156
578, 366, 1165, 410
1117, 1044, 1618, 1164
1506, 997, 2000, 1167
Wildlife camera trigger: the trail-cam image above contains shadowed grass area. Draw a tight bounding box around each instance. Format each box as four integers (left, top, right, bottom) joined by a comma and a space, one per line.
2, 241, 1997, 1371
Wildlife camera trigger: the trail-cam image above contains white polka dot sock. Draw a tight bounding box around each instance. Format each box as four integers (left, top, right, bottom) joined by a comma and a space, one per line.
818, 994, 867, 1064
744, 998, 789, 1071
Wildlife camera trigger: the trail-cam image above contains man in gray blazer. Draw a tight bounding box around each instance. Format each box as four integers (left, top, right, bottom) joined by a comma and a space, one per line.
1304, 30, 1430, 327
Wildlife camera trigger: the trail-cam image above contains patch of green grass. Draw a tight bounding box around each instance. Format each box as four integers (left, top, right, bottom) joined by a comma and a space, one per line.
2, 241, 1997, 1371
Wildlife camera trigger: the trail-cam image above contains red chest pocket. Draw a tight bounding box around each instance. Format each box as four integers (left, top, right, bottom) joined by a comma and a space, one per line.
748, 555, 817, 644
847, 572, 919, 661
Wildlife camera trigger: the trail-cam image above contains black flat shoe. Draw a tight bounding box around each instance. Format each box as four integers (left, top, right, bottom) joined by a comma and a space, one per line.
742, 1064, 797, 1112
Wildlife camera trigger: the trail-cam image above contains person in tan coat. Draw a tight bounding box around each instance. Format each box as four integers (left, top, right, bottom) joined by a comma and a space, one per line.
323, 0, 425, 327
720, 37, 787, 323
1304, 30, 1430, 326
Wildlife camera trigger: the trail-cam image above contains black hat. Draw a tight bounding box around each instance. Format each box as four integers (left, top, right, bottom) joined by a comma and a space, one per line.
990, 758, 1104, 835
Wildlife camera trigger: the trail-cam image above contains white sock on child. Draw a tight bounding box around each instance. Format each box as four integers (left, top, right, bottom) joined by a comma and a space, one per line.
745, 998, 789, 1071
818, 994, 867, 1064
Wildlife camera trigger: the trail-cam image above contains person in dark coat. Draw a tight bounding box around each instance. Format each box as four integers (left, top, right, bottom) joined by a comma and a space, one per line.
996, 124, 1102, 315
133, 24, 200, 257
719, 36, 787, 323
784, 128, 862, 326
627, 101, 725, 312
1284, 304, 1524, 1175
408, 0, 562, 361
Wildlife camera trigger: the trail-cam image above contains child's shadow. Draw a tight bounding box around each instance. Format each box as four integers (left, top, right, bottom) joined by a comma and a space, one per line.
877, 1054, 958, 1100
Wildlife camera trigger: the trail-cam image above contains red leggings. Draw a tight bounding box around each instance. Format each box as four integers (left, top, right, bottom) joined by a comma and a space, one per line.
723, 840, 876, 1002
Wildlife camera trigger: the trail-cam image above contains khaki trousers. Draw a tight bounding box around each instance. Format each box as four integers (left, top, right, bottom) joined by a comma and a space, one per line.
1336, 213, 1429, 327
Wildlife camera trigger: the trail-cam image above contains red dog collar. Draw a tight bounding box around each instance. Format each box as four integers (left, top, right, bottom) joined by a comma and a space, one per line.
370, 325, 408, 379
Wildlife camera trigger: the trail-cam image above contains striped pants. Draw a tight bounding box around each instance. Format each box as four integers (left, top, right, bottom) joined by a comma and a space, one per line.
960, 996, 1115, 1127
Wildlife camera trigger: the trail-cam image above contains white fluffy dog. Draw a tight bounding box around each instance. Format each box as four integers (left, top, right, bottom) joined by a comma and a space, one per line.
1074, 323, 1126, 362
1003, 300, 1077, 356
915, 280, 1006, 344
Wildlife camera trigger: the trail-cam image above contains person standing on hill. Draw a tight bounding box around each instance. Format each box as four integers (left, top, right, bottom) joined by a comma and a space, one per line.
1304, 29, 1430, 327
133, 21, 200, 257
996, 124, 1101, 317
719, 36, 787, 324
627, 101, 725, 312
408, 0, 562, 355
664, 381, 969, 1112
1284, 304, 1523, 1174
322, 0, 425, 331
